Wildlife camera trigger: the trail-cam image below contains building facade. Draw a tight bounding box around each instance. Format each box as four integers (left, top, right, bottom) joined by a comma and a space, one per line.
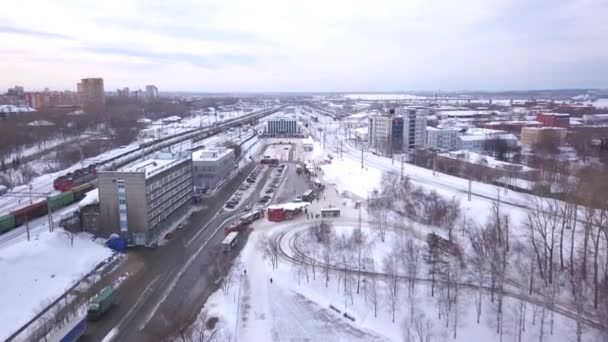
520, 127, 567, 146
399, 108, 428, 152
98, 152, 193, 246
458, 128, 519, 153
145, 85, 159, 100
78, 78, 105, 112
537, 113, 570, 128
368, 108, 428, 153
265, 117, 301, 134
368, 114, 391, 151
426, 127, 461, 150
192, 147, 236, 191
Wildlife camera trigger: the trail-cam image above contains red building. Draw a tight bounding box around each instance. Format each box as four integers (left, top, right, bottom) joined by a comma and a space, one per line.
536, 113, 570, 128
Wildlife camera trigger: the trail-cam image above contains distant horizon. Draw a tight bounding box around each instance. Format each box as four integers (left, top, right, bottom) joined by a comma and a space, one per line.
5, 86, 607, 96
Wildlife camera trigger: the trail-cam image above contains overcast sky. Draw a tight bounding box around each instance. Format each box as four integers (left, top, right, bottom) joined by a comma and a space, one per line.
1, 0, 607, 92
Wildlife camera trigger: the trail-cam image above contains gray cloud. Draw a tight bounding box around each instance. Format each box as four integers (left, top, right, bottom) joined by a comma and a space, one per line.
0, 25, 72, 40
99, 17, 261, 44
82, 45, 260, 68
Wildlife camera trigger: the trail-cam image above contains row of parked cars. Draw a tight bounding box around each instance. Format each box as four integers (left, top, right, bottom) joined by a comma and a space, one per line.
227, 165, 265, 209
260, 164, 287, 202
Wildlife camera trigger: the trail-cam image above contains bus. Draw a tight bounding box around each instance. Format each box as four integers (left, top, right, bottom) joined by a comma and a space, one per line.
302, 190, 315, 202
321, 208, 340, 218
222, 231, 239, 253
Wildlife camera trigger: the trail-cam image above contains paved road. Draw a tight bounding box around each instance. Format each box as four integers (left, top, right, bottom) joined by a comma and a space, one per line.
82, 162, 273, 341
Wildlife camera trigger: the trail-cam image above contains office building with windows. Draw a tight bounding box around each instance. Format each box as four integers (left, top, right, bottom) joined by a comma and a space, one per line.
192, 147, 236, 191
426, 127, 461, 151
77, 77, 105, 112
98, 152, 193, 246
368, 108, 428, 153
265, 117, 300, 134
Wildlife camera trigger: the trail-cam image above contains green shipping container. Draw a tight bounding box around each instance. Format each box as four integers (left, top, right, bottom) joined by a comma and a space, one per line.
48, 192, 75, 210
0, 214, 16, 234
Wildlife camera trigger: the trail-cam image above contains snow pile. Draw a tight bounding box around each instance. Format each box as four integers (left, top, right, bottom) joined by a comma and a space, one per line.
78, 189, 99, 208
321, 158, 381, 198
0, 230, 112, 340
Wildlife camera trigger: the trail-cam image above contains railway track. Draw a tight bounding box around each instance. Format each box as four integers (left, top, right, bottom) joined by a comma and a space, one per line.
0, 106, 285, 236
272, 221, 605, 332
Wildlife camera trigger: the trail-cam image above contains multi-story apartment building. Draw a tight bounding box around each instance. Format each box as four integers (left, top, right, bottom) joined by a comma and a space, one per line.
367, 114, 392, 151
98, 152, 193, 246
145, 85, 158, 100
24, 91, 80, 109
77, 78, 105, 112
520, 127, 567, 147
398, 107, 428, 152
192, 147, 236, 191
537, 112, 570, 128
368, 108, 428, 153
426, 127, 461, 150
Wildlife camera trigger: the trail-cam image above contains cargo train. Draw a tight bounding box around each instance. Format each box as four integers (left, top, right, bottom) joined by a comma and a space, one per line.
0, 183, 95, 235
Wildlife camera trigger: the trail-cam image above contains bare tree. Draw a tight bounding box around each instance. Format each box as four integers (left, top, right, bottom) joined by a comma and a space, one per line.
192, 310, 220, 342
365, 261, 380, 318
383, 249, 400, 323
442, 198, 461, 241
367, 189, 391, 242
258, 235, 279, 270
351, 226, 372, 294
402, 311, 434, 342
64, 230, 76, 247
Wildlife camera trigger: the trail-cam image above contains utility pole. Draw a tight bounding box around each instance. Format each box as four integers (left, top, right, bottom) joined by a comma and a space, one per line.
340, 141, 343, 159
361, 143, 364, 169
400, 154, 404, 179
468, 178, 472, 201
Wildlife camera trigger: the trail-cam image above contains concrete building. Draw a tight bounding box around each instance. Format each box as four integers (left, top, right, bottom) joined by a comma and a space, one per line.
367, 114, 392, 151
116, 87, 130, 97
98, 152, 193, 246
265, 117, 300, 134
24, 91, 80, 110
368, 108, 428, 153
583, 114, 608, 125
7, 86, 24, 96
77, 78, 105, 112
520, 127, 567, 146
537, 112, 570, 128
146, 85, 159, 100
458, 128, 519, 152
192, 147, 236, 191
398, 107, 428, 152
426, 127, 461, 150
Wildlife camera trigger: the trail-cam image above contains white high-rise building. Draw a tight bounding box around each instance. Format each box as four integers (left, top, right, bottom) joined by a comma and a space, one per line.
367, 108, 428, 153
367, 114, 392, 150
398, 107, 428, 152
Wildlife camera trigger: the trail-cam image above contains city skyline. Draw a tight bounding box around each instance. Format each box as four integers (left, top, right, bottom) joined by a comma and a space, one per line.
1, 0, 607, 92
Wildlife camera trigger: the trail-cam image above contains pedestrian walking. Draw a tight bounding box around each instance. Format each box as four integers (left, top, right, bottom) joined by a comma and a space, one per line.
270, 278, 273, 284
244, 269, 247, 276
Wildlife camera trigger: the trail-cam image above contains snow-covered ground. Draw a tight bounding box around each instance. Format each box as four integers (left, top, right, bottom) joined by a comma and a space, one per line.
321, 157, 382, 199
0, 229, 112, 340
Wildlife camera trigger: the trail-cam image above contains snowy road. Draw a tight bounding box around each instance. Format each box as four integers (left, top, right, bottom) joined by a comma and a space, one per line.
236, 232, 388, 342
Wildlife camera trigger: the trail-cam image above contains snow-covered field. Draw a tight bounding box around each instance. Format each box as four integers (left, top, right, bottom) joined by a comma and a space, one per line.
321, 157, 382, 199
0, 229, 112, 340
